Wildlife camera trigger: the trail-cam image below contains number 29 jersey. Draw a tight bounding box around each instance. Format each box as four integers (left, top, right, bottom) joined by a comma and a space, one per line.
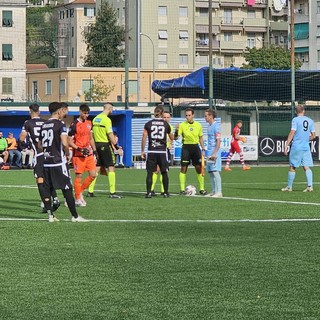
40, 118, 68, 166
144, 119, 171, 152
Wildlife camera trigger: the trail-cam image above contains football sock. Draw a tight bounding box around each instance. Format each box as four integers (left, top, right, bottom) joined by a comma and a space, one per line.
179, 172, 186, 191
288, 171, 295, 188
108, 171, 116, 194
161, 172, 169, 194
209, 172, 215, 194
63, 188, 78, 218
74, 177, 82, 200
197, 173, 205, 191
151, 173, 158, 191
50, 188, 58, 199
160, 174, 164, 193
239, 152, 245, 165
38, 182, 51, 211
226, 152, 233, 166
305, 169, 313, 187
146, 171, 153, 193
88, 174, 98, 193
213, 171, 222, 193
81, 175, 95, 193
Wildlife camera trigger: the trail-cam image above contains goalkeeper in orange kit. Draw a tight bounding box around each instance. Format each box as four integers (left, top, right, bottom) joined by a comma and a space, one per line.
224, 120, 250, 171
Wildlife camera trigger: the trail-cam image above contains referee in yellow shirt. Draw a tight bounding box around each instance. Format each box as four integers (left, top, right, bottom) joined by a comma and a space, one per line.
89, 102, 122, 198
174, 108, 207, 195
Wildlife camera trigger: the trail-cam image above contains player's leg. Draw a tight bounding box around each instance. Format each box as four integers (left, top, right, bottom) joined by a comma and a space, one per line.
179, 146, 190, 194
158, 153, 169, 197
145, 153, 157, 198
302, 151, 313, 192
225, 144, 234, 170
192, 146, 206, 195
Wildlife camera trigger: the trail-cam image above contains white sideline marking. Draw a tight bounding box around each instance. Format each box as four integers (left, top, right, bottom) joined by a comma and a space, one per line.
0, 217, 320, 223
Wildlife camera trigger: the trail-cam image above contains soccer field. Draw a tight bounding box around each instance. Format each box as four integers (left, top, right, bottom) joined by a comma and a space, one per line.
1, 166, 320, 319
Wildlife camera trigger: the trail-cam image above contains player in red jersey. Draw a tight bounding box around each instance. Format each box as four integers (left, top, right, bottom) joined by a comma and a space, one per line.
68, 104, 97, 206
225, 120, 250, 171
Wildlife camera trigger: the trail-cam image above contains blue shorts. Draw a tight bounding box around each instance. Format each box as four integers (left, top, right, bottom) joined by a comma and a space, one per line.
289, 149, 313, 168
206, 154, 222, 172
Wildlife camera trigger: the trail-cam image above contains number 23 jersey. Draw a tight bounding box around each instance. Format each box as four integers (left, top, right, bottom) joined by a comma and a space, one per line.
144, 119, 171, 152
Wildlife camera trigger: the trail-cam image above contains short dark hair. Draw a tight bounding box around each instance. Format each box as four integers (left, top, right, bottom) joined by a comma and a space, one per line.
60, 102, 69, 109
29, 103, 40, 113
48, 102, 62, 115
79, 104, 90, 112
185, 108, 194, 115
205, 109, 217, 118
236, 120, 243, 124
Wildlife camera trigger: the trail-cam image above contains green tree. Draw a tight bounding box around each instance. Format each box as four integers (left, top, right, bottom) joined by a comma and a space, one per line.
27, 6, 57, 67
84, 75, 115, 102
84, 2, 125, 67
242, 46, 302, 70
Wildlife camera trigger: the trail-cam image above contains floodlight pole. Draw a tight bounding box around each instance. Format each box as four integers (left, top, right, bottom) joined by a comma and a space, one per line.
124, 0, 129, 109
208, 0, 213, 109
290, 0, 295, 117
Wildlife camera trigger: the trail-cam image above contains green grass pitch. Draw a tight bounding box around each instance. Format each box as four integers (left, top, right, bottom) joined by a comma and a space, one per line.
1, 165, 320, 319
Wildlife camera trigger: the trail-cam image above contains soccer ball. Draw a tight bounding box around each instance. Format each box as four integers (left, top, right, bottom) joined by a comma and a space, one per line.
185, 185, 196, 196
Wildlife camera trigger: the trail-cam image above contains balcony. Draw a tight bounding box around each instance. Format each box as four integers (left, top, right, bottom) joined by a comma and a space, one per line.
220, 40, 246, 52
220, 18, 243, 32
196, 39, 220, 50
243, 18, 267, 32
270, 21, 288, 32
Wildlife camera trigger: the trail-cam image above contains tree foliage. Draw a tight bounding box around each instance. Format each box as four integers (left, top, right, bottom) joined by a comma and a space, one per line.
242, 46, 302, 70
84, 75, 115, 102
84, 2, 125, 67
26, 6, 57, 67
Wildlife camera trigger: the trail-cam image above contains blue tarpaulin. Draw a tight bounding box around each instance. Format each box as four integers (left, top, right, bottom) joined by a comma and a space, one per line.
152, 67, 320, 102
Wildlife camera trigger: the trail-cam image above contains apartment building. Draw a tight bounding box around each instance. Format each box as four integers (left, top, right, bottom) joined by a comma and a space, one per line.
0, 0, 26, 102
97, 0, 288, 70
55, 0, 96, 68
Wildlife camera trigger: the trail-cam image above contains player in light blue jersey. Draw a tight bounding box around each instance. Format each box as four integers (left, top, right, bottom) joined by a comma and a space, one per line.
204, 109, 222, 198
282, 104, 316, 192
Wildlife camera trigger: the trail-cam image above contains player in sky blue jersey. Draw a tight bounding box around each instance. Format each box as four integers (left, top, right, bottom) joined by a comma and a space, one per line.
204, 109, 222, 198
282, 104, 316, 192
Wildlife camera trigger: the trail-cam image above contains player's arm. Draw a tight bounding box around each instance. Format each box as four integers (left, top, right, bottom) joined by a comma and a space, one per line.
141, 129, 147, 160
89, 131, 97, 153
199, 136, 205, 154
61, 133, 70, 160
108, 131, 123, 155
174, 123, 180, 140
19, 131, 27, 143
284, 129, 295, 156
310, 131, 316, 141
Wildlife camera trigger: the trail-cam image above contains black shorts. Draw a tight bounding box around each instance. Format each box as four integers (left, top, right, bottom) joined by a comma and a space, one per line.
96, 142, 115, 168
43, 163, 73, 190
34, 154, 44, 179
181, 144, 202, 166
146, 152, 168, 173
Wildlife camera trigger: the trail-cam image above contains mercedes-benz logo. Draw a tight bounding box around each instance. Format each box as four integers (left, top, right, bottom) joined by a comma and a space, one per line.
260, 137, 275, 156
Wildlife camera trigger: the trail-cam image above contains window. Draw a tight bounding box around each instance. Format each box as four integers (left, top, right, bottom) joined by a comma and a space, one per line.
59, 79, 66, 95
70, 8, 74, 18
158, 6, 167, 16
71, 27, 74, 37
158, 30, 168, 39
199, 54, 208, 65
2, 11, 12, 27
317, 50, 320, 62
179, 7, 188, 17
2, 78, 12, 94
318, 1, 320, 14
247, 9, 255, 19
46, 80, 52, 95
158, 54, 167, 64
179, 54, 188, 65
84, 7, 95, 17
71, 47, 74, 59
179, 31, 189, 40
224, 9, 232, 24
199, 8, 208, 16
224, 32, 232, 42
247, 33, 256, 48
82, 79, 93, 101
2, 44, 12, 61
59, 11, 64, 19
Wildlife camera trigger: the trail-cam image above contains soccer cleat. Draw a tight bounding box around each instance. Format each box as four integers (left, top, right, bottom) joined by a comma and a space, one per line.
242, 165, 251, 171
224, 167, 232, 171
145, 193, 152, 198
109, 193, 122, 199
205, 193, 215, 197
199, 190, 207, 195
79, 193, 87, 206
212, 192, 223, 198
179, 190, 186, 195
281, 186, 292, 192
71, 215, 87, 222
163, 193, 170, 198
86, 192, 95, 197
151, 190, 156, 197
75, 199, 86, 207
48, 215, 59, 223
303, 186, 313, 192
52, 200, 61, 212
